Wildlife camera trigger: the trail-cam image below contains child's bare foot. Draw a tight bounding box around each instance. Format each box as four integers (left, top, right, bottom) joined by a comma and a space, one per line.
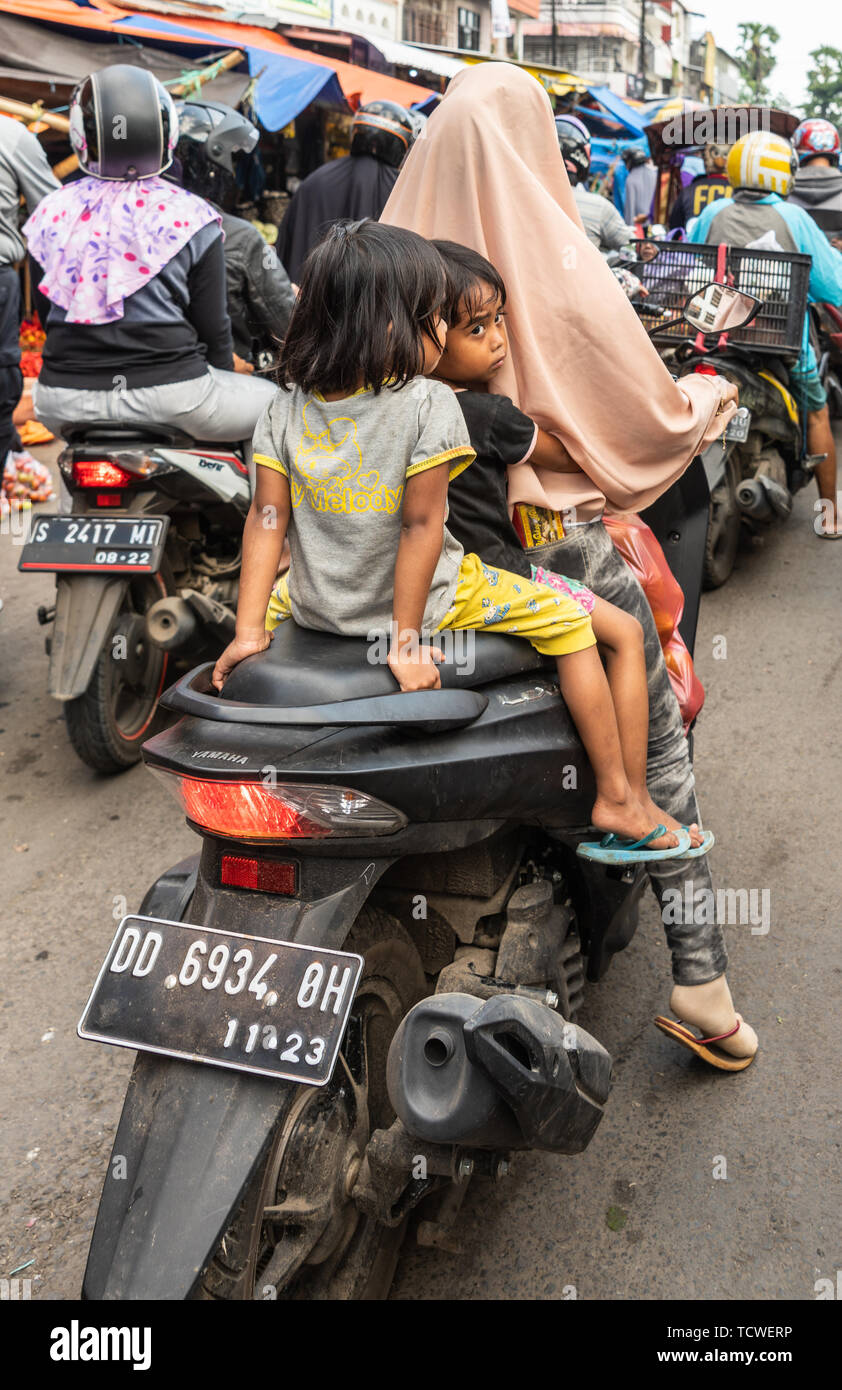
591, 792, 679, 851
670, 978, 758, 1059
638, 793, 704, 849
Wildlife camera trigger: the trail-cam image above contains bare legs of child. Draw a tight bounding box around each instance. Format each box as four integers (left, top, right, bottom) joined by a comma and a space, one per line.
589, 598, 703, 849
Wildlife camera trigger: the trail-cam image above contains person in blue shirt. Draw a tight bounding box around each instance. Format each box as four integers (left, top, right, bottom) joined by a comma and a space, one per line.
689, 130, 842, 538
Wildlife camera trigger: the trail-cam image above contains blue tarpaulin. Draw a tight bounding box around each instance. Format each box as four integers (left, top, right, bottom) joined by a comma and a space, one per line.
580, 85, 648, 135
112, 14, 346, 131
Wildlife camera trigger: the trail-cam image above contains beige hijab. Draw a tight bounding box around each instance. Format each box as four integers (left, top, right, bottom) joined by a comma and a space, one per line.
382, 62, 732, 518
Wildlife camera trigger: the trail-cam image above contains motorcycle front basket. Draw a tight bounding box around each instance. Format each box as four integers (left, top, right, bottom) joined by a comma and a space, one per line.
640, 241, 811, 357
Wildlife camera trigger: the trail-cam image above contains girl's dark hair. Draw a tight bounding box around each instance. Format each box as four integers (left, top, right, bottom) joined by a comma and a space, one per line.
432, 240, 507, 327
279, 219, 447, 395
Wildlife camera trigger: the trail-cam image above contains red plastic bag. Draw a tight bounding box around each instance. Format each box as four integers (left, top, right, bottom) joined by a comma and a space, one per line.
603, 511, 704, 732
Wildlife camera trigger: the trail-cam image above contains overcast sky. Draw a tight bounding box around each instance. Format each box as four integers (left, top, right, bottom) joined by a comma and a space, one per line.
692, 0, 837, 111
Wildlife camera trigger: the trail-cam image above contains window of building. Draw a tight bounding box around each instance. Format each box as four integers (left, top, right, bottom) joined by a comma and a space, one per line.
457, 7, 480, 51
404, 4, 448, 46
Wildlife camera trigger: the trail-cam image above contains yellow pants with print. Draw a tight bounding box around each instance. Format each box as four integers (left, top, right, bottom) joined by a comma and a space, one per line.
266, 552, 595, 657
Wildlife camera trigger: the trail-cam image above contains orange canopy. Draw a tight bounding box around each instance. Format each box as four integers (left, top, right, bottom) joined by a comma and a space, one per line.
0, 0, 435, 108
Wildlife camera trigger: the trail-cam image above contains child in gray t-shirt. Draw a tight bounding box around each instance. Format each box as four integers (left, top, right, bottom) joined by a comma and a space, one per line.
211, 219, 696, 862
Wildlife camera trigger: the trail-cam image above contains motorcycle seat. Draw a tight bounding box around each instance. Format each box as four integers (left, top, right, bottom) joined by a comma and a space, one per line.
62, 421, 247, 451
221, 620, 552, 708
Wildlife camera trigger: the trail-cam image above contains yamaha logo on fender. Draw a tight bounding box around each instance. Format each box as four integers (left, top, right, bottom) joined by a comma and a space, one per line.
192, 750, 248, 765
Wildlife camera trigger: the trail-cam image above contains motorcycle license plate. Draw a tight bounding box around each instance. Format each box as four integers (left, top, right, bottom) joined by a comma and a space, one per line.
78, 916, 363, 1085
18, 515, 168, 573
724, 407, 751, 444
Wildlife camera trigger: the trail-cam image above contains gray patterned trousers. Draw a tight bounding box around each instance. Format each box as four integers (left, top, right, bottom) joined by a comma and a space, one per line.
532, 519, 728, 986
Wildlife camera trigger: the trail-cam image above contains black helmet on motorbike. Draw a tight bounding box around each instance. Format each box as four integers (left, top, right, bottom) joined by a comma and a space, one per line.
554, 115, 591, 185
350, 101, 416, 168
622, 145, 649, 169
69, 65, 179, 181
175, 100, 259, 206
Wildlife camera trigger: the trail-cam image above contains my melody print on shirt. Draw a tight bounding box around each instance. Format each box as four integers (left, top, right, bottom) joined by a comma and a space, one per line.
291, 401, 405, 516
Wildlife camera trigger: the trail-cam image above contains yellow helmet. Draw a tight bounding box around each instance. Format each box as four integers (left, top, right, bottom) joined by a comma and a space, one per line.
726, 131, 798, 196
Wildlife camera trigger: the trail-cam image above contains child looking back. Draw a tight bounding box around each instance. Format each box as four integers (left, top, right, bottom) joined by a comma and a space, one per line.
429, 238, 706, 854
212, 219, 692, 861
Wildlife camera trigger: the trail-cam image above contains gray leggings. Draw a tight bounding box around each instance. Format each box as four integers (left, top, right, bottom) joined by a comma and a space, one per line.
33, 366, 276, 444
532, 520, 728, 986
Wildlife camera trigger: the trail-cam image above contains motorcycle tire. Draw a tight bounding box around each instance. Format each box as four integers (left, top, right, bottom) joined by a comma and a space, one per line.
64, 566, 172, 774
702, 456, 741, 590
193, 907, 427, 1301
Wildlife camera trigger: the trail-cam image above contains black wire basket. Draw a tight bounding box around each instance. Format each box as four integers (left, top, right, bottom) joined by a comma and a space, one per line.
638, 241, 811, 356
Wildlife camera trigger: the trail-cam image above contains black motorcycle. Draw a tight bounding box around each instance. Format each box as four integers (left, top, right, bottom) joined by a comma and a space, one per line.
76, 287, 748, 1301
19, 426, 250, 773
639, 241, 820, 589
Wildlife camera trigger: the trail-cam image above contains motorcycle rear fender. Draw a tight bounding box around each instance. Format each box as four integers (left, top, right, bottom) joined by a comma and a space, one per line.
48, 575, 128, 700
82, 850, 392, 1300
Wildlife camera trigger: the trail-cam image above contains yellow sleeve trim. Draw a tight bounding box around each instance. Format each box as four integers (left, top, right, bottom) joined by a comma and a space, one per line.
406, 445, 476, 481
254, 452, 288, 477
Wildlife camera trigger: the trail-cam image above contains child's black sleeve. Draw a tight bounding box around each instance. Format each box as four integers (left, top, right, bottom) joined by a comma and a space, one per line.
457, 392, 537, 469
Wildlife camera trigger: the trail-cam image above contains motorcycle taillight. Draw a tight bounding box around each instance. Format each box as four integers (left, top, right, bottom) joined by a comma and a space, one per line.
72, 459, 135, 489
150, 770, 406, 841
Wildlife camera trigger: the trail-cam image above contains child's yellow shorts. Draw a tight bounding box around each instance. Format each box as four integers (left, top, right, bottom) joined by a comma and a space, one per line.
266, 551, 595, 658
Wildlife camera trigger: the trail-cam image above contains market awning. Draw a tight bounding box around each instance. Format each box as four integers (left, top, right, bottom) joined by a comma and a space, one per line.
0, 10, 249, 105
0, 0, 435, 127
580, 85, 648, 135
357, 36, 466, 79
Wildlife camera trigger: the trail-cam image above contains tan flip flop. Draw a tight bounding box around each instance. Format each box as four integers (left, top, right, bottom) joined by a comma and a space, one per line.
653, 1015, 756, 1072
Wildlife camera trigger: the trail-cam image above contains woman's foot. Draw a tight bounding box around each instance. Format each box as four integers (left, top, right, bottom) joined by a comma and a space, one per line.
590, 790, 679, 851
638, 793, 704, 849
669, 977, 758, 1059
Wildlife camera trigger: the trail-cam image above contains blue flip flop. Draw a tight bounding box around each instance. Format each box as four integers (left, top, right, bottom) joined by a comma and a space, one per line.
577, 825, 692, 865
681, 827, 715, 858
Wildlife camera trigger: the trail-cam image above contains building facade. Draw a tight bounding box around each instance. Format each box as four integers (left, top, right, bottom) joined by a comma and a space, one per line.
521, 0, 697, 99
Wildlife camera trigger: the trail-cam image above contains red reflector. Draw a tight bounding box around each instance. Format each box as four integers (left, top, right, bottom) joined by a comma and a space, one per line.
95, 492, 124, 507
73, 459, 135, 488
221, 854, 297, 895
178, 777, 329, 839
694, 363, 718, 375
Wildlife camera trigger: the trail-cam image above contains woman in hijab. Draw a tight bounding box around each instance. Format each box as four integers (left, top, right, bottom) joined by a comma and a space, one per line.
383, 62, 757, 1069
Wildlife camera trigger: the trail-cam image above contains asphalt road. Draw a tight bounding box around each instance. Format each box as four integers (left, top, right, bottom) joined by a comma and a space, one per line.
1, 443, 839, 1301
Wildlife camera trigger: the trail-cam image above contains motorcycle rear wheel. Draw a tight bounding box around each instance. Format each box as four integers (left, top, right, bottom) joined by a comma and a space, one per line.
194, 907, 427, 1301
64, 568, 171, 773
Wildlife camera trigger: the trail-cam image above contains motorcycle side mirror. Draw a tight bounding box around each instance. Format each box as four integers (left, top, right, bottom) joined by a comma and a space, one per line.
683, 284, 761, 334
634, 240, 659, 263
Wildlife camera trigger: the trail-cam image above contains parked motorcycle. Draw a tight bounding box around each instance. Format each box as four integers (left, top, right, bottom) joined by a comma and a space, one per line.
76, 288, 747, 1302
639, 241, 818, 588
19, 425, 251, 773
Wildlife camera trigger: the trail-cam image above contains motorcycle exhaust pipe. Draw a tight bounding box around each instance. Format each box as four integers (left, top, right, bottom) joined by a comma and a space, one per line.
146, 597, 198, 652
387, 992, 612, 1155
736, 478, 773, 521
756, 473, 793, 521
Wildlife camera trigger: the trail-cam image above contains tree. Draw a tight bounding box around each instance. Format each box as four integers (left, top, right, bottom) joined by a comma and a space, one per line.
736, 22, 780, 103
805, 46, 842, 128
